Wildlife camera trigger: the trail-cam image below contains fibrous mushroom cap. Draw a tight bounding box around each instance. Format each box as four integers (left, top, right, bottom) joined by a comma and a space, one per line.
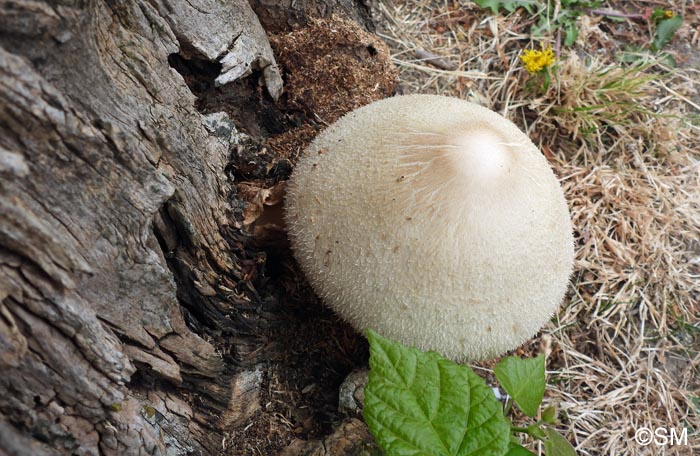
285, 94, 574, 361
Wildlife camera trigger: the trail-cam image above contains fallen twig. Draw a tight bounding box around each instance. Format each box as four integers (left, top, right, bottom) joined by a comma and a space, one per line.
414, 49, 459, 71
588, 8, 648, 21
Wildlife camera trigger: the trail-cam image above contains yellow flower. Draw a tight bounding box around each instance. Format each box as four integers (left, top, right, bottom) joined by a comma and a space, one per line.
664, 10, 675, 18
520, 46, 556, 74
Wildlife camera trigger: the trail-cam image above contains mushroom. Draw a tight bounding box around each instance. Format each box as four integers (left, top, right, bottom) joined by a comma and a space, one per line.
284, 94, 574, 361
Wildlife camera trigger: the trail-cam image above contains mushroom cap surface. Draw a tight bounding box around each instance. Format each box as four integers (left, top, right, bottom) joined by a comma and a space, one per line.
284, 94, 574, 361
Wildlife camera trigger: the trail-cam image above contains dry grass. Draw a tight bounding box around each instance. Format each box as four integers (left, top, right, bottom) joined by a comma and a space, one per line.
375, 1, 700, 454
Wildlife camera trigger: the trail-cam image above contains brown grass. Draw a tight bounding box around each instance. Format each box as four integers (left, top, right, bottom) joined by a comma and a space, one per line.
376, 1, 700, 454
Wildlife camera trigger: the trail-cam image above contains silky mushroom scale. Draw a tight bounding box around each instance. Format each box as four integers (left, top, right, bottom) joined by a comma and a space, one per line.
284, 94, 574, 361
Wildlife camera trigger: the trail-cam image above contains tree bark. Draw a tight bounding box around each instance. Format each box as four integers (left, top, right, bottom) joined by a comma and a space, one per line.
0, 1, 388, 455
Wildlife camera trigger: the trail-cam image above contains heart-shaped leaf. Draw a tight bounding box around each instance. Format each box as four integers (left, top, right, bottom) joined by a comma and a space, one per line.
494, 355, 546, 418
364, 329, 510, 456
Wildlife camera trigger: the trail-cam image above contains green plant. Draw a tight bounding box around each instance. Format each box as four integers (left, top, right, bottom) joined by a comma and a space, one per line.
520, 45, 556, 91
364, 329, 577, 456
473, 0, 538, 15
613, 8, 685, 62
551, 57, 665, 150
650, 10, 683, 52
475, 1, 684, 52
538, 0, 602, 46
474, 0, 602, 46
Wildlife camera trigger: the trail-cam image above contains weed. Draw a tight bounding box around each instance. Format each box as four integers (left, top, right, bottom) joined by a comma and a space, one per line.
475, 0, 602, 46
521, 44, 556, 90
530, 54, 672, 162
474, 1, 683, 51
365, 330, 578, 456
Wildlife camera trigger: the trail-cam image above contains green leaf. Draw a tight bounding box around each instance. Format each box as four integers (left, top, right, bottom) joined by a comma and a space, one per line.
473, 0, 538, 14
541, 406, 557, 424
494, 355, 546, 418
657, 52, 678, 67
364, 329, 510, 456
561, 0, 601, 7
506, 443, 537, 456
542, 68, 551, 92
544, 428, 578, 456
651, 8, 669, 21
651, 16, 683, 51
564, 21, 579, 46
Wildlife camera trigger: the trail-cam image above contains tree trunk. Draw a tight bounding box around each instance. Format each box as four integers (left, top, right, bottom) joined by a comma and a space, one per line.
0, 1, 392, 455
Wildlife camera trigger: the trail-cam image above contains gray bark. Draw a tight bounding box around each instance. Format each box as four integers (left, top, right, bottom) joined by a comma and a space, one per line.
0, 0, 384, 454
0, 1, 283, 455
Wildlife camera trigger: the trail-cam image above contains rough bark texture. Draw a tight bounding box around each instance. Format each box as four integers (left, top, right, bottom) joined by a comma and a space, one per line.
0, 0, 274, 453
0, 1, 395, 454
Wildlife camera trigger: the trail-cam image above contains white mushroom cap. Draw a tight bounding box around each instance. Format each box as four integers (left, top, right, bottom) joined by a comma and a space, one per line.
284, 95, 574, 361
